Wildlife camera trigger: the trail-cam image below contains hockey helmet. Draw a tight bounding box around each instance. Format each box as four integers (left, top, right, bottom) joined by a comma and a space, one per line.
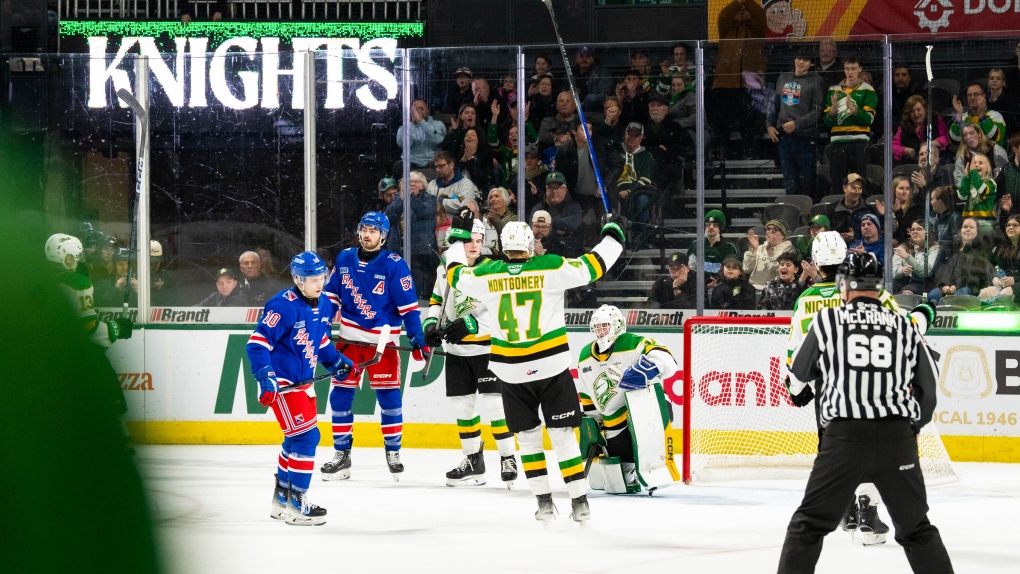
45, 233, 83, 270
113, 247, 132, 262
590, 304, 626, 352
290, 251, 328, 278
836, 252, 883, 293
359, 211, 390, 240
811, 231, 848, 267
500, 221, 535, 256
443, 218, 487, 249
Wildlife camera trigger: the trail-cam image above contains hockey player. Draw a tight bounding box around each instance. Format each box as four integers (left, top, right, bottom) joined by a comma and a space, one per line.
575, 305, 677, 492
786, 230, 935, 545
45, 233, 133, 348
246, 251, 356, 526
321, 212, 430, 480
443, 209, 625, 523
426, 219, 518, 488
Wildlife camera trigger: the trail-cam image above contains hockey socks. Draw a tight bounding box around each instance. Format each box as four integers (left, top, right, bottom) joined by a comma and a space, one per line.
377, 388, 403, 451
451, 395, 482, 455
282, 428, 319, 493
518, 427, 551, 496
549, 427, 587, 500
328, 385, 355, 451
482, 393, 516, 457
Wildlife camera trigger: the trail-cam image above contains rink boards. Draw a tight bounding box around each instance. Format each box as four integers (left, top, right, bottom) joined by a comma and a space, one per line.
102, 309, 1020, 462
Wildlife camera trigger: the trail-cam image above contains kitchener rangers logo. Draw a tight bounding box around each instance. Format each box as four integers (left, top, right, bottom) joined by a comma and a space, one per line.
914, 0, 953, 33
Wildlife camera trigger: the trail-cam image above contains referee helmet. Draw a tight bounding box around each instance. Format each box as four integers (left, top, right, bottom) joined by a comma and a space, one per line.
836, 252, 883, 292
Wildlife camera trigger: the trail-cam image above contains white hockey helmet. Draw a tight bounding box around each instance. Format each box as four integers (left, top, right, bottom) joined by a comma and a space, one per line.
590, 304, 626, 352
500, 221, 535, 256
811, 231, 848, 266
45, 233, 84, 270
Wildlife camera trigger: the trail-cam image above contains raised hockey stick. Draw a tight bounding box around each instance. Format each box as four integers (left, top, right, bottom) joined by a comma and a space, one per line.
541, 0, 612, 215
923, 45, 934, 280
116, 88, 147, 320
283, 325, 393, 389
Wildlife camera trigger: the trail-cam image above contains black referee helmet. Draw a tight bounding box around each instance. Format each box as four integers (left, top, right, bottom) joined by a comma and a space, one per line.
836, 252, 883, 292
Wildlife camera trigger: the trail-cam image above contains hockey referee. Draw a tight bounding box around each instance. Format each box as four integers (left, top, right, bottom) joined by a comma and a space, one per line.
777, 252, 954, 574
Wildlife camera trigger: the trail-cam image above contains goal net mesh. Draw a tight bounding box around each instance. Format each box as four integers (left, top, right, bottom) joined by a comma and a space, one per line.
684, 322, 958, 485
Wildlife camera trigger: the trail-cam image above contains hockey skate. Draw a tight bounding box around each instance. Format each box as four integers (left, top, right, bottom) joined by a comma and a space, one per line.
270, 474, 289, 520
386, 450, 404, 482
839, 495, 859, 533
500, 455, 518, 489
569, 495, 591, 524
858, 495, 889, 546
321, 449, 351, 481
446, 445, 486, 487
285, 491, 326, 526
535, 493, 558, 523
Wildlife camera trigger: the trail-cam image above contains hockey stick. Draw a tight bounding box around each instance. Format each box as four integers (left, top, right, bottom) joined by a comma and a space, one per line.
116, 88, 147, 320
337, 337, 450, 358
541, 0, 612, 216
283, 325, 392, 389
923, 46, 934, 281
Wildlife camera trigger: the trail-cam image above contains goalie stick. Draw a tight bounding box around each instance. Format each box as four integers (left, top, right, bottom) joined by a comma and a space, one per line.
116, 88, 147, 321
282, 325, 392, 389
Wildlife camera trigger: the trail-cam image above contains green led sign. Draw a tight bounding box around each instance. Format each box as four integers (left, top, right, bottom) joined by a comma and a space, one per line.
59, 20, 424, 43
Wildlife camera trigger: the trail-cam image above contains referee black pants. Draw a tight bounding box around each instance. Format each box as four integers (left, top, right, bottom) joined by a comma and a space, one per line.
777, 418, 954, 574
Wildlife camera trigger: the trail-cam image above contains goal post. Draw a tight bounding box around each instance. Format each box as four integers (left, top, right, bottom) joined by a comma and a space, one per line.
681, 315, 957, 485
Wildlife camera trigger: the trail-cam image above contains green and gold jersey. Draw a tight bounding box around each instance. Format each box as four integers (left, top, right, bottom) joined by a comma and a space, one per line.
56, 270, 115, 348
787, 279, 903, 367
575, 333, 676, 439
446, 236, 622, 382
429, 259, 491, 357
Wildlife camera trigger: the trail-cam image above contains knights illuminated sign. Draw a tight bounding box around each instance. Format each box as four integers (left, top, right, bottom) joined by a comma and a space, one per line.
63, 22, 422, 111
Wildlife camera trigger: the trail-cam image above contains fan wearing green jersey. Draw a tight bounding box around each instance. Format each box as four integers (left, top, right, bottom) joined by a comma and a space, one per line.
575, 305, 677, 491
443, 208, 625, 525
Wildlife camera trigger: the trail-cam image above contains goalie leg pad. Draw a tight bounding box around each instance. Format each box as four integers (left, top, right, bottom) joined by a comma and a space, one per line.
625, 383, 680, 490
451, 394, 481, 455
328, 386, 355, 450
599, 457, 638, 494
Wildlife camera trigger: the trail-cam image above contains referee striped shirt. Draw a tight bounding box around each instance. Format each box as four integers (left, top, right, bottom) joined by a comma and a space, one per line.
788, 296, 939, 429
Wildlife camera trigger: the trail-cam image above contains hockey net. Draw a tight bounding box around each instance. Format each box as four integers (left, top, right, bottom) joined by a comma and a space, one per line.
681, 316, 958, 485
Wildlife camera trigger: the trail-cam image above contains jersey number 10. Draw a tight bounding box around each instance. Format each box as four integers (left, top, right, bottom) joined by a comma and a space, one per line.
497, 291, 543, 342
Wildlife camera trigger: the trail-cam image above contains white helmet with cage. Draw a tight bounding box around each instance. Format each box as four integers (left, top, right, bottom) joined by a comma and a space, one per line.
45, 233, 84, 270
590, 304, 626, 352
811, 231, 848, 266
500, 221, 535, 256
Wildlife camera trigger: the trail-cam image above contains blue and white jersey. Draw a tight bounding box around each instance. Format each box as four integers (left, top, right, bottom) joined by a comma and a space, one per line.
247, 287, 339, 392
324, 248, 424, 344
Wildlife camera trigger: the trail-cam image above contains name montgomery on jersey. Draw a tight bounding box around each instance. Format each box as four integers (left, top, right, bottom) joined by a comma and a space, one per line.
486, 275, 546, 292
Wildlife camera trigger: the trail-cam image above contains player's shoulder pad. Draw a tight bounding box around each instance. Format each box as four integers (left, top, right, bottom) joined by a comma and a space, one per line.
386, 251, 403, 262
58, 271, 92, 291
578, 342, 594, 363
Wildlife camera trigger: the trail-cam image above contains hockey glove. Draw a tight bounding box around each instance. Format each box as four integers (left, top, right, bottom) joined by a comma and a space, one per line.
442, 316, 478, 344
599, 214, 626, 246
448, 207, 475, 244
618, 356, 660, 391
422, 317, 444, 347
253, 366, 279, 406
410, 331, 431, 362
911, 302, 936, 330
322, 353, 356, 381
785, 375, 815, 408
107, 317, 134, 342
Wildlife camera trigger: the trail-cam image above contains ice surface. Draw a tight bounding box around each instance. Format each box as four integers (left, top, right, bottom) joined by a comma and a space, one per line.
141, 445, 1019, 574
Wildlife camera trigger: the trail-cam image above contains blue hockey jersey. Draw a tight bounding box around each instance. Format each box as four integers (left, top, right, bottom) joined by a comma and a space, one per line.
247, 287, 340, 391
324, 248, 423, 344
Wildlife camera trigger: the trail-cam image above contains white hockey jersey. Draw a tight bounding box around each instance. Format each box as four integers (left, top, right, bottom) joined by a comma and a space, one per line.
446, 236, 623, 382
429, 259, 491, 357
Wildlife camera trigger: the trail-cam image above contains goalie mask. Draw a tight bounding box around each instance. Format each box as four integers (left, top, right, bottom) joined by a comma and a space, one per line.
590, 304, 626, 352
45, 233, 83, 271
